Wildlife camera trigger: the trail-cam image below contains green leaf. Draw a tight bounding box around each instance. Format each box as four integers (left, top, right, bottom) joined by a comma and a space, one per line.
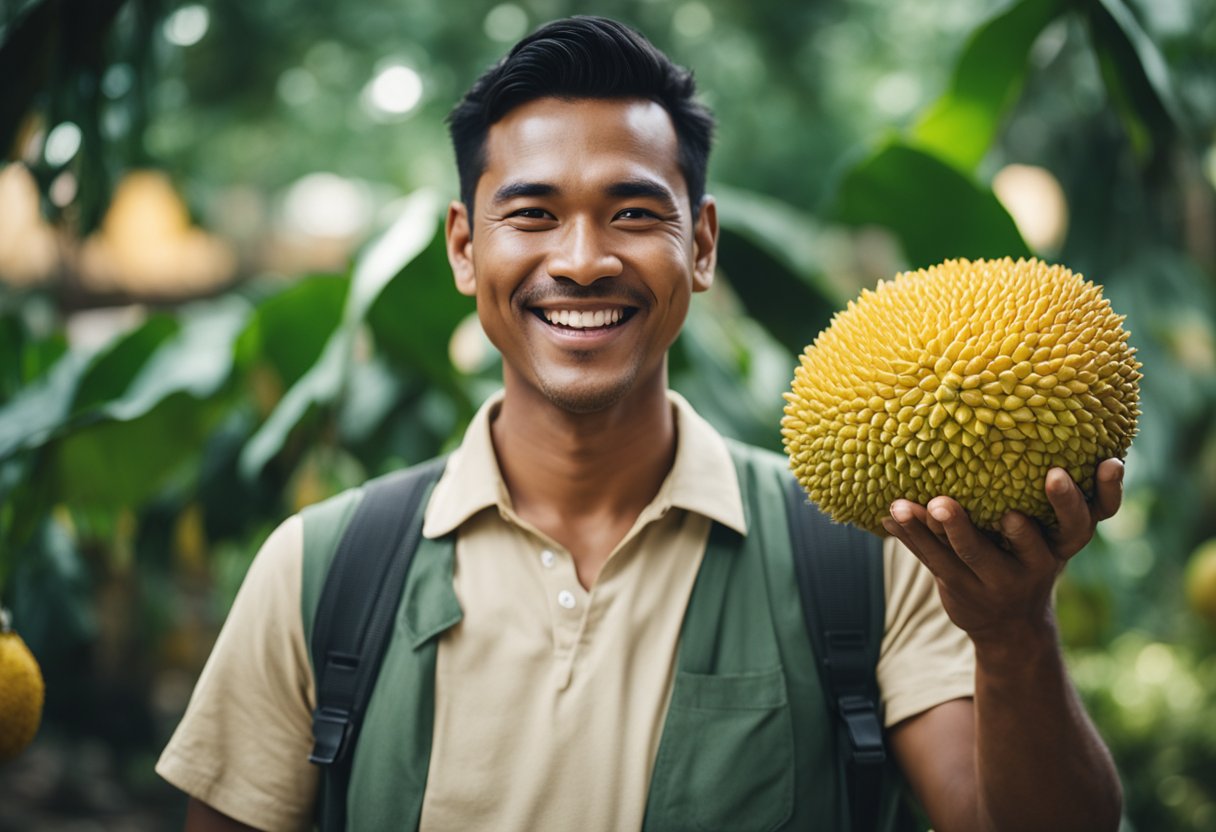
911, 0, 1064, 171
70, 315, 179, 416
55, 392, 220, 511
830, 141, 1030, 269
713, 184, 844, 354
238, 189, 443, 479
0, 309, 67, 403
238, 334, 343, 480
32, 298, 250, 513
0, 297, 248, 463
0, 449, 56, 584
346, 189, 444, 324
97, 296, 249, 423
241, 274, 349, 387
1084, 0, 1186, 160
0, 349, 96, 460
366, 215, 475, 390
671, 292, 793, 452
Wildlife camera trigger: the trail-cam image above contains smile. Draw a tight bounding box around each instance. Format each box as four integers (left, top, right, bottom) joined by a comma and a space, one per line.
534, 307, 635, 330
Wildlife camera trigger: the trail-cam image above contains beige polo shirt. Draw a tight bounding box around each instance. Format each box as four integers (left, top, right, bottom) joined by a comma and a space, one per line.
156, 390, 975, 831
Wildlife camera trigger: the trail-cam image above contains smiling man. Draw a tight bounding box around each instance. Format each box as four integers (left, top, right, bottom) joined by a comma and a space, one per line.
158, 16, 1124, 832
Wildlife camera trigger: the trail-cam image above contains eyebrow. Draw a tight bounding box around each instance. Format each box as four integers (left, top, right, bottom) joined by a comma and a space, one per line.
490, 181, 558, 205
606, 178, 681, 214
489, 177, 682, 214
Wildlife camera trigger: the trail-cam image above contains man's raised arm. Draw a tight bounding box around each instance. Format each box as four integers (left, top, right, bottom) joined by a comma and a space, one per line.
883, 459, 1125, 832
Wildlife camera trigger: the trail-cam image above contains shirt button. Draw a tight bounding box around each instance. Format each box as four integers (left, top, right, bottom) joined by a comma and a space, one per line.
557, 590, 576, 609
540, 549, 556, 568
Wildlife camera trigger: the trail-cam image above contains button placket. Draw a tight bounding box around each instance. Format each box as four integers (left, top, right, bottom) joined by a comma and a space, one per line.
534, 546, 581, 649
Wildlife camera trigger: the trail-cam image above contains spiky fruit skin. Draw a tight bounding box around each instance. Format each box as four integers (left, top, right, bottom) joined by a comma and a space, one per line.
0, 629, 44, 761
782, 257, 1140, 535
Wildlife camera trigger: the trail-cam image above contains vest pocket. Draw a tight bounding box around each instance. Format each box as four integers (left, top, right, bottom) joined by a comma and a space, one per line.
646, 666, 794, 832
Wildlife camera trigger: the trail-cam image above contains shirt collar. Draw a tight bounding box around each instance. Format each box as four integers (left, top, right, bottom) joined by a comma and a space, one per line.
422, 389, 747, 539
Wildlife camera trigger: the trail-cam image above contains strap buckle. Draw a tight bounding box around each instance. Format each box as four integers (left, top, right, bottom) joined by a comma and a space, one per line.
838, 694, 886, 765
309, 707, 352, 766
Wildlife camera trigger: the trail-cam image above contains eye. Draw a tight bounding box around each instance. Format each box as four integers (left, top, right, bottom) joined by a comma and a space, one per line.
509, 208, 553, 220
615, 207, 660, 221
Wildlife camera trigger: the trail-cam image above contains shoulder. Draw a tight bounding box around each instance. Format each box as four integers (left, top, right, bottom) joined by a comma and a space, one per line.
723, 437, 788, 469
721, 437, 792, 494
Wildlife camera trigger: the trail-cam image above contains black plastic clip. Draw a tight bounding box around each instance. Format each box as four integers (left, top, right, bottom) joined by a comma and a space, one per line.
838, 694, 886, 765
309, 707, 352, 766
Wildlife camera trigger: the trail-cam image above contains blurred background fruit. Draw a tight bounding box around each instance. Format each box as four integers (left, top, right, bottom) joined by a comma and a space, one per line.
0, 608, 45, 761
1185, 539, 1216, 626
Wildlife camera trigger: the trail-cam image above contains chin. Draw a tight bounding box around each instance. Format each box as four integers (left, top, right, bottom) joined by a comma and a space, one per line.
536, 370, 639, 414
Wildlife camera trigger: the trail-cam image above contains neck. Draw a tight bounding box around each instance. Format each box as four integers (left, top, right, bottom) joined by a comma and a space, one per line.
490, 370, 677, 559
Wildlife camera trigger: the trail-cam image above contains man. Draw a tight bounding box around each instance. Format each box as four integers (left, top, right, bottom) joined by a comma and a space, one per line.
158, 16, 1124, 831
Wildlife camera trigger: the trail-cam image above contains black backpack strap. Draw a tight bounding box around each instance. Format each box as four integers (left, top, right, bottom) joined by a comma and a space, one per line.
308, 455, 449, 832
783, 475, 887, 832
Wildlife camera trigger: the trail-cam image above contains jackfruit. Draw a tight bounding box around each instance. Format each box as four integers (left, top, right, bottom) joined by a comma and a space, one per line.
782, 257, 1140, 535
1186, 538, 1216, 626
0, 608, 44, 761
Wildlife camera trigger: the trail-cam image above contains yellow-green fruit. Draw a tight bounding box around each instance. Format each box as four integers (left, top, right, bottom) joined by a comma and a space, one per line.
0, 617, 45, 761
1185, 539, 1216, 625
782, 257, 1140, 534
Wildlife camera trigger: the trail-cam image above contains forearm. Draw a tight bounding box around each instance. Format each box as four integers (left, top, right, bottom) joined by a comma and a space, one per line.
971, 618, 1122, 832
184, 798, 262, 831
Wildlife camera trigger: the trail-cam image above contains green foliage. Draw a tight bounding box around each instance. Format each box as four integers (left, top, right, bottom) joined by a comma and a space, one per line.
238, 189, 443, 479
911, 0, 1064, 171
831, 141, 1032, 268
712, 183, 843, 354
1085, 0, 1187, 159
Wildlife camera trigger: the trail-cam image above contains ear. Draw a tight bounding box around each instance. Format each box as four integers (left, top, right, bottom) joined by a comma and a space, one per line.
446, 200, 476, 296
691, 195, 718, 293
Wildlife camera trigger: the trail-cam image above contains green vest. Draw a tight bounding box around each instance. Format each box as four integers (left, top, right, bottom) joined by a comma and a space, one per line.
299, 441, 906, 831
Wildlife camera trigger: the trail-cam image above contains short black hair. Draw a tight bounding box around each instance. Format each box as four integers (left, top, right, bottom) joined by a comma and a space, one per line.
447, 16, 715, 220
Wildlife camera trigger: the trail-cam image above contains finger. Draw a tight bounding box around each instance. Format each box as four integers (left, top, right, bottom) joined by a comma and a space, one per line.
999, 510, 1058, 572
1091, 458, 1124, 522
921, 498, 952, 546
1045, 467, 1092, 556
888, 501, 981, 587
927, 498, 1022, 583
924, 496, 953, 535
882, 513, 976, 587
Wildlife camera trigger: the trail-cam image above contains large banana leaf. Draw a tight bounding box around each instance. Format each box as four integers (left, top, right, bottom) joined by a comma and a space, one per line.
365, 215, 476, 404
672, 289, 793, 453
830, 141, 1030, 268
911, 0, 1065, 172
236, 274, 350, 387
713, 184, 843, 356
1083, 0, 1187, 161
238, 188, 442, 479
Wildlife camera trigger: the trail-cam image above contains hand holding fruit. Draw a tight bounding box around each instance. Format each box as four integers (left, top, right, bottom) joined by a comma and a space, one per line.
880, 459, 1124, 642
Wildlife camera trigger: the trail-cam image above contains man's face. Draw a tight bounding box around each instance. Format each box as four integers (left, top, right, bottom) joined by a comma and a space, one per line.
446, 97, 717, 414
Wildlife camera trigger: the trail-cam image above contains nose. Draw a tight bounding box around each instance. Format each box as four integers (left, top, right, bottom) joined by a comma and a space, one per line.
545, 217, 623, 285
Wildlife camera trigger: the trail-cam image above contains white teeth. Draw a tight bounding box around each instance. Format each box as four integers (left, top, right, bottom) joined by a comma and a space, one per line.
542, 308, 625, 329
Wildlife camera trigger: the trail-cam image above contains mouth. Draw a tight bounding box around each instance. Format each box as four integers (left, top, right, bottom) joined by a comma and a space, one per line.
530, 306, 638, 333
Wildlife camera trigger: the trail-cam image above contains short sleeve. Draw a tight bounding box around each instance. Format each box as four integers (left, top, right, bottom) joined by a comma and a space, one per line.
155, 515, 319, 830
877, 536, 976, 727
